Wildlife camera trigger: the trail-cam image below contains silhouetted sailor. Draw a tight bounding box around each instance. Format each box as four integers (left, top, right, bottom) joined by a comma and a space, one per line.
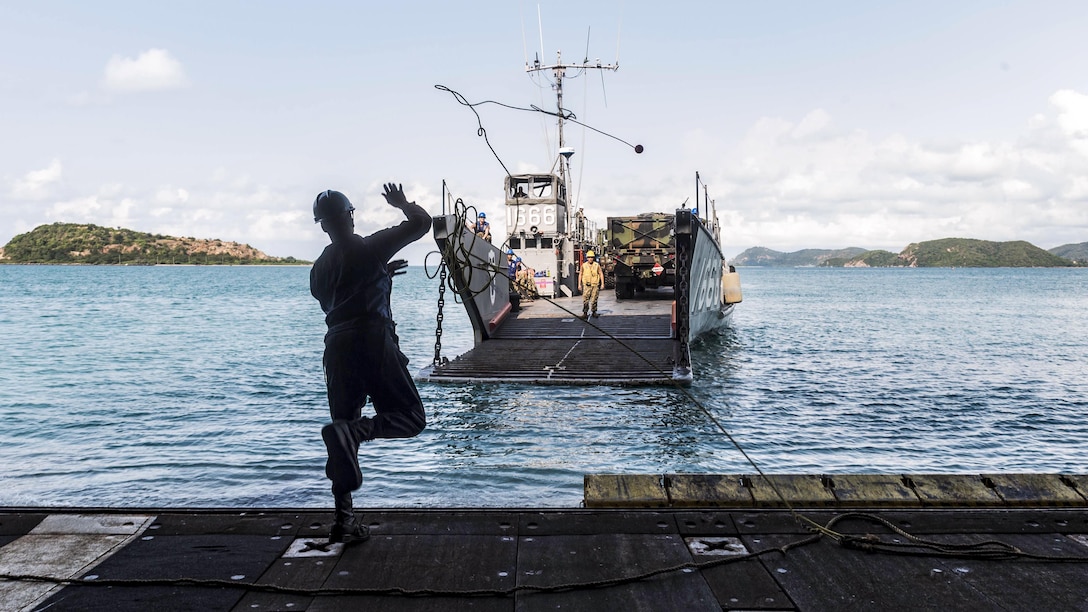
310, 183, 429, 543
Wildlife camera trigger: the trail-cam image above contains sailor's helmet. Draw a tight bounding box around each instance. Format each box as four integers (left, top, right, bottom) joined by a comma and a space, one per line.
313, 190, 354, 223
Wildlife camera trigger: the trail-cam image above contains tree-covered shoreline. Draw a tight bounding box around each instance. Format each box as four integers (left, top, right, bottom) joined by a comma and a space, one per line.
732, 238, 1087, 268
0, 222, 307, 265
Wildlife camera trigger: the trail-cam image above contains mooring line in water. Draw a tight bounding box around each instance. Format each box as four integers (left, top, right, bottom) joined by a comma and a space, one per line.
525, 294, 1088, 570
418, 94, 1088, 560
405, 197, 1088, 596
523, 291, 840, 532
424, 193, 833, 534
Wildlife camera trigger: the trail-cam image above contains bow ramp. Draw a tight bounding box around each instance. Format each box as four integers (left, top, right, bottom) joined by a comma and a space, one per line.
420, 213, 713, 385
420, 293, 682, 385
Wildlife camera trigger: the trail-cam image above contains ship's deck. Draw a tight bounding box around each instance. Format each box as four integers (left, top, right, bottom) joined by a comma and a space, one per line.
5, 473, 1088, 610
420, 288, 684, 385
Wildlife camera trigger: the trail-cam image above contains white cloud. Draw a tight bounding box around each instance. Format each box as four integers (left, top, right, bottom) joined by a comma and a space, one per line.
791, 109, 833, 140
50, 195, 104, 221
147, 178, 323, 250
44, 187, 137, 230
101, 49, 189, 93
1064, 176, 1088, 200
1050, 89, 1088, 158
1051, 90, 1088, 135
6, 88, 1088, 262
11, 159, 62, 200
249, 210, 311, 243
678, 88, 1088, 254
154, 187, 190, 205
98, 182, 125, 198
111, 197, 137, 227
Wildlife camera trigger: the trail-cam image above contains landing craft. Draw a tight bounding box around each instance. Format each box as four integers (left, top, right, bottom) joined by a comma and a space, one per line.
421, 52, 741, 385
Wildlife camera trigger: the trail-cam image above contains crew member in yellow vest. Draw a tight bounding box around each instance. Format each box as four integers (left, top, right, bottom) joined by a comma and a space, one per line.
579, 251, 604, 319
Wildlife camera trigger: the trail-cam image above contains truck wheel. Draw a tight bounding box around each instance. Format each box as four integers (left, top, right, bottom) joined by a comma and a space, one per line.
616, 281, 634, 300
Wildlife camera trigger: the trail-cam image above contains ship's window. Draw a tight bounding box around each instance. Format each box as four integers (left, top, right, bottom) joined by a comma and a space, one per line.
509, 238, 521, 249
541, 238, 553, 248
534, 182, 553, 198
524, 238, 537, 248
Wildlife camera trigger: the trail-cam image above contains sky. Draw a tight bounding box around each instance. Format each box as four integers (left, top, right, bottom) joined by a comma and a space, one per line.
2, 0, 1088, 263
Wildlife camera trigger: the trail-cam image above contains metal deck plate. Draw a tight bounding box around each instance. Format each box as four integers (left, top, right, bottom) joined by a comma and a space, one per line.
491, 313, 672, 340
422, 337, 678, 384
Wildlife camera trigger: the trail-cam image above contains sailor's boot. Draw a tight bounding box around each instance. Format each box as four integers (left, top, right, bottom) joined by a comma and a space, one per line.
322, 421, 363, 492
329, 491, 370, 544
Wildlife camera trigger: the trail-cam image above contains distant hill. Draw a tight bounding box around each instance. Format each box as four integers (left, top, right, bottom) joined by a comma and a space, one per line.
0, 222, 306, 265
730, 246, 867, 267
733, 238, 1083, 268
843, 250, 901, 267
1049, 242, 1088, 265
897, 238, 1072, 267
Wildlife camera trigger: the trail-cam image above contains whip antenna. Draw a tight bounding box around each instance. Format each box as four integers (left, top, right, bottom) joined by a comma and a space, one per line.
615, 3, 623, 66
520, 2, 529, 66
537, 4, 545, 69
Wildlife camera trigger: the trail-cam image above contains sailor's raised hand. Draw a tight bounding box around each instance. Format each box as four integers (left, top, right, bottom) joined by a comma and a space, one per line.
382, 183, 411, 209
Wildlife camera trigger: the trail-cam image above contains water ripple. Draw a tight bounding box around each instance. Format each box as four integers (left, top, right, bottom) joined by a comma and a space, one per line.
1, 266, 1086, 508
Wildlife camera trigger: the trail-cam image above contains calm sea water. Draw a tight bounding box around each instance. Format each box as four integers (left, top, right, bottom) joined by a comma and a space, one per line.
1, 265, 1086, 509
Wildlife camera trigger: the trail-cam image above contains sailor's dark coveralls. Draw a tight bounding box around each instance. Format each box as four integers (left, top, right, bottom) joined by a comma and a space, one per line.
310, 201, 430, 496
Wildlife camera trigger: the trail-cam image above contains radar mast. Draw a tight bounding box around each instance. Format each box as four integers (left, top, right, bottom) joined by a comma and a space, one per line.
525, 50, 618, 209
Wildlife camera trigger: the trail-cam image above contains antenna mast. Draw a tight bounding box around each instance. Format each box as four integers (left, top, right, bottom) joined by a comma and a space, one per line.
525, 50, 618, 195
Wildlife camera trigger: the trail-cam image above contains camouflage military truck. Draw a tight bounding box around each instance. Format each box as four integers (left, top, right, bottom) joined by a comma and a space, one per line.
605, 213, 675, 299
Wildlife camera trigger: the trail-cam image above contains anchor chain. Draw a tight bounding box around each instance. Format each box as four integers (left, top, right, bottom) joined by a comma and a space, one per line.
433, 260, 449, 367
675, 218, 692, 370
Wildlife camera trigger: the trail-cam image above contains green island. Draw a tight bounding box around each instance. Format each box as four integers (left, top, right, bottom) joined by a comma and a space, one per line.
733, 238, 1088, 268
0, 222, 307, 265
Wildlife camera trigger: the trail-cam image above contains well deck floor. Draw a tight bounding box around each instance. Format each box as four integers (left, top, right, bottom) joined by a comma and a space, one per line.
421, 289, 683, 384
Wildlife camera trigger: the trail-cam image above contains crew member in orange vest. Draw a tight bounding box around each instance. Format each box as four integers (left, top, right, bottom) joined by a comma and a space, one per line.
579, 250, 604, 319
